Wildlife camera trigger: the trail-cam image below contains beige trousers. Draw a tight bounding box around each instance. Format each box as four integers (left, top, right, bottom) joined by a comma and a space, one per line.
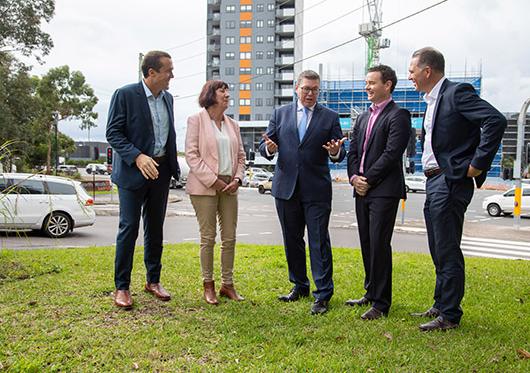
190, 192, 238, 284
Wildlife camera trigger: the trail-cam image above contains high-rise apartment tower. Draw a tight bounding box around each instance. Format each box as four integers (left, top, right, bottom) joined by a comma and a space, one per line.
206, 0, 304, 122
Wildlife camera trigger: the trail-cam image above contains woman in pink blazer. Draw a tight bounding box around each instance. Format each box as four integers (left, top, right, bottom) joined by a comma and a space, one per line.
185, 80, 246, 305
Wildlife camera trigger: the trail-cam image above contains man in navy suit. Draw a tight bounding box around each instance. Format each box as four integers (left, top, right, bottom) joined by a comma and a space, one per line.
346, 65, 411, 320
106, 50, 180, 309
408, 47, 506, 331
259, 70, 346, 315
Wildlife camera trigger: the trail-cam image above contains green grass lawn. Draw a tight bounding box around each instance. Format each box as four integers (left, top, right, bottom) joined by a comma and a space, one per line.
0, 244, 529, 372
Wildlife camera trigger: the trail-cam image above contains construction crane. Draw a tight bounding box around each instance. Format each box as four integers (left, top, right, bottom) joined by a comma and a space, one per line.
359, 0, 390, 70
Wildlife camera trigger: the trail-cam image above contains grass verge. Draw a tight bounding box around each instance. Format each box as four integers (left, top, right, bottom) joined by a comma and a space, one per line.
0, 244, 528, 371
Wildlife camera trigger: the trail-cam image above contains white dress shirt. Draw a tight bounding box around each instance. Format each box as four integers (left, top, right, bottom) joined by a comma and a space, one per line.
421, 77, 446, 170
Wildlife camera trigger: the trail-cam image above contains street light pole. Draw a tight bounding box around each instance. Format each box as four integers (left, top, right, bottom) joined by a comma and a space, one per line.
138, 52, 144, 82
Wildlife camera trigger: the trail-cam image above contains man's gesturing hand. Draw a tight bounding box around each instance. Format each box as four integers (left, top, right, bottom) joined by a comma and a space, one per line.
262, 133, 278, 154
323, 137, 347, 156
135, 154, 160, 180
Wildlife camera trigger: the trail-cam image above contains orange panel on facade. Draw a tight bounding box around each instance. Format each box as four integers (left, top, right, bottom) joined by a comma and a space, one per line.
239, 74, 252, 83
240, 90, 251, 99
239, 59, 252, 68
239, 106, 251, 115
240, 12, 252, 21
240, 28, 252, 37
240, 43, 252, 52
240, 0, 253, 4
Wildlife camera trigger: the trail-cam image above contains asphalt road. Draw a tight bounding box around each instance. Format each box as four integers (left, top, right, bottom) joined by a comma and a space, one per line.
1, 184, 528, 252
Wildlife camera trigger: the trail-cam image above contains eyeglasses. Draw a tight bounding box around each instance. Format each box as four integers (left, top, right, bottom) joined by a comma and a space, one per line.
300, 86, 320, 95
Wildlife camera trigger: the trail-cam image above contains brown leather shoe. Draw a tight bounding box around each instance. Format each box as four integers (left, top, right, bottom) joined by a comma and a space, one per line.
410, 307, 440, 318
361, 306, 387, 320
419, 316, 459, 332
114, 289, 133, 309
203, 280, 219, 305
219, 283, 245, 301
144, 283, 171, 301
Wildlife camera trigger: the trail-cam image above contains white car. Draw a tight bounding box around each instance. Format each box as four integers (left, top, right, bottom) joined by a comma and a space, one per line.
0, 173, 96, 238
482, 187, 530, 217
86, 163, 108, 175
405, 175, 427, 193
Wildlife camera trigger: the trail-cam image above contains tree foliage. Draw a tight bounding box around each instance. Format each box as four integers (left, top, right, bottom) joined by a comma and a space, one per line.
0, 0, 55, 61
35, 66, 98, 173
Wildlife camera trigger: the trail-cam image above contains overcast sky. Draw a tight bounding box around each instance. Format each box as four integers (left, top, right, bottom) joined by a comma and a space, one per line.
24, 0, 530, 146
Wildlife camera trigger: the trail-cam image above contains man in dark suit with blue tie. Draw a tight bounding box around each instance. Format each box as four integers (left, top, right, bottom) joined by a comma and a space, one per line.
259, 70, 346, 315
346, 65, 411, 320
408, 47, 506, 331
106, 50, 180, 309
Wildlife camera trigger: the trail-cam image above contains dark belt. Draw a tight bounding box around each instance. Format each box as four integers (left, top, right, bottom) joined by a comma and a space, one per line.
424, 167, 443, 178
152, 155, 166, 164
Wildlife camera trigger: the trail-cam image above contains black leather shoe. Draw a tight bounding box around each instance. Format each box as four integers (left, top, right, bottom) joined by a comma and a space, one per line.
311, 300, 329, 315
410, 307, 440, 318
278, 287, 309, 302
345, 296, 371, 307
419, 316, 459, 332
361, 307, 387, 320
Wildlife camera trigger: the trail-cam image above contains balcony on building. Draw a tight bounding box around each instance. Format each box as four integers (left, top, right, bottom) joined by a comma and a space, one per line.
275, 88, 294, 97
275, 39, 294, 51
208, 57, 220, 68
207, 0, 221, 9
208, 12, 220, 24
275, 24, 295, 35
207, 43, 220, 54
275, 71, 295, 82
276, 8, 295, 19
275, 56, 295, 66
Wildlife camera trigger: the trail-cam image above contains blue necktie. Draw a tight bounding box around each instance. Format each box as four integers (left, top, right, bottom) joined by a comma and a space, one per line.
299, 107, 309, 141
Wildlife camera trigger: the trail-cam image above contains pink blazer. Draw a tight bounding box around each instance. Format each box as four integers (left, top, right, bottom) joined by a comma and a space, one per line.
185, 109, 246, 196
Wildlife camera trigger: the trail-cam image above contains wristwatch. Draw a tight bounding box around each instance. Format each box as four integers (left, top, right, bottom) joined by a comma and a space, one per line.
234, 177, 242, 186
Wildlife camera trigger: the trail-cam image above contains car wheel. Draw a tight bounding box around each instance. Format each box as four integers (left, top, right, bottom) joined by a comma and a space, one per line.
258, 185, 265, 194
487, 203, 501, 217
86, 169, 92, 174
405, 185, 410, 193
42, 212, 72, 238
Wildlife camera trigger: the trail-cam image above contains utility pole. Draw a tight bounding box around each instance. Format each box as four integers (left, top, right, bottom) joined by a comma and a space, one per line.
359, 0, 390, 70
53, 111, 60, 175
138, 52, 144, 82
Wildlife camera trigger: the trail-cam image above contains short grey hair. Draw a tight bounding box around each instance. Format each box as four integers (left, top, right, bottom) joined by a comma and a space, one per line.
412, 47, 445, 74
297, 70, 320, 85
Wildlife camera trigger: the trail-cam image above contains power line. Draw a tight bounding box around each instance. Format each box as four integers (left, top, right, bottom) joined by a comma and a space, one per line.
296, 3, 365, 39
166, 36, 205, 51
174, 0, 449, 100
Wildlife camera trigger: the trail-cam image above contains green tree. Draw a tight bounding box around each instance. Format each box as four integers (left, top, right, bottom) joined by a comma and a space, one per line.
35, 65, 98, 173
0, 53, 41, 171
0, 0, 55, 62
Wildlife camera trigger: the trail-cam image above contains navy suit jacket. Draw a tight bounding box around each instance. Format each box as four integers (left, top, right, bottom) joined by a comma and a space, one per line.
259, 102, 346, 202
347, 101, 411, 199
106, 82, 180, 190
422, 79, 506, 188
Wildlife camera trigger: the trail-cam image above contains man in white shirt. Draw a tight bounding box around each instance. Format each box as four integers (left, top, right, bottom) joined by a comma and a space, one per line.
408, 47, 506, 331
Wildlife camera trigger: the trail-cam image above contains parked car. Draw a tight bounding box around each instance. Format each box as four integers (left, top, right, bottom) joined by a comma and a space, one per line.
57, 165, 79, 176
258, 176, 273, 194
86, 163, 108, 175
0, 173, 96, 238
405, 175, 427, 193
482, 187, 530, 217
247, 167, 273, 178
243, 173, 269, 188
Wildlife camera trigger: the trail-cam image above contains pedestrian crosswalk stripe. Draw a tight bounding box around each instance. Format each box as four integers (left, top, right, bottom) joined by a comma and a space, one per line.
461, 236, 530, 260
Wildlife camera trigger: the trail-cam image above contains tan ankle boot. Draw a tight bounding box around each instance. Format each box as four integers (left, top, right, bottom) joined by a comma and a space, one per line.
203, 281, 219, 305
219, 283, 245, 301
